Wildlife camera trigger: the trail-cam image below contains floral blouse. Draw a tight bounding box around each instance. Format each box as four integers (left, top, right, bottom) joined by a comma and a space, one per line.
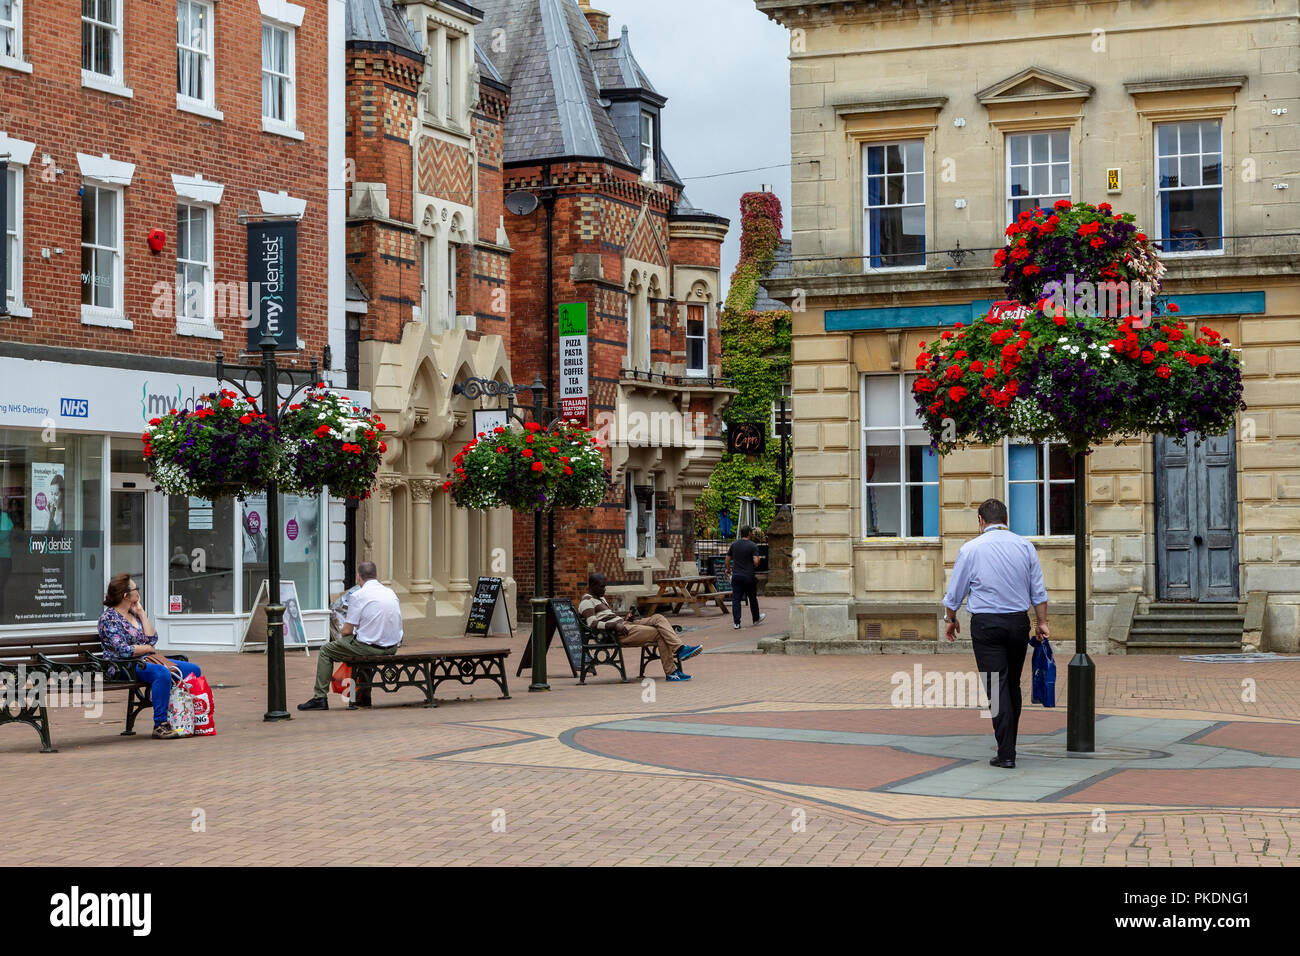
98, 607, 155, 662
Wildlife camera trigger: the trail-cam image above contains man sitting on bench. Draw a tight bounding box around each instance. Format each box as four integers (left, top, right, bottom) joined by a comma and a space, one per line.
579, 573, 702, 682
299, 561, 402, 711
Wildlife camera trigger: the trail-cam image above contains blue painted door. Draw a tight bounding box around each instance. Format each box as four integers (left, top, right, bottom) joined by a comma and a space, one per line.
1155, 430, 1239, 602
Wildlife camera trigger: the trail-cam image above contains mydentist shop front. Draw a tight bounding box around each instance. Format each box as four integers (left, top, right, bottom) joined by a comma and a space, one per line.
0, 355, 368, 652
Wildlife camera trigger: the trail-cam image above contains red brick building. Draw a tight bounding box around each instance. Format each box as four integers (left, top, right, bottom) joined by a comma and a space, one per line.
478, 0, 733, 609
0, 0, 347, 651
346, 0, 519, 635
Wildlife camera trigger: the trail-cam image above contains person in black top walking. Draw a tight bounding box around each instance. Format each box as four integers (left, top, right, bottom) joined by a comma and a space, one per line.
726, 526, 767, 630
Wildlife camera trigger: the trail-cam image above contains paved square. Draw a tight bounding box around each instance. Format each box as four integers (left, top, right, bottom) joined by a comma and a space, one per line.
4, 599, 1299, 866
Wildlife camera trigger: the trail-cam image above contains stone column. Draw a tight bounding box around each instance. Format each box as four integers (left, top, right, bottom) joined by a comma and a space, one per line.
408, 479, 436, 594
374, 476, 403, 585
448, 488, 471, 592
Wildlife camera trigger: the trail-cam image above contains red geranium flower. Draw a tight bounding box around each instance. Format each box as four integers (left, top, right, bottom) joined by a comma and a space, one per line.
1054, 200, 1072, 211
521, 449, 533, 458
563, 466, 573, 476
948, 386, 968, 403
531, 461, 545, 472
1156, 365, 1172, 379
1023, 264, 1041, 276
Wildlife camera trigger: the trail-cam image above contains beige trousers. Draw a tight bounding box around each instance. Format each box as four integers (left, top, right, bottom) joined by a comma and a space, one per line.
620, 613, 685, 678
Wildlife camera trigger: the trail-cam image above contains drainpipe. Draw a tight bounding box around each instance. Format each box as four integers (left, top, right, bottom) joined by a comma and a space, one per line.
542, 164, 557, 597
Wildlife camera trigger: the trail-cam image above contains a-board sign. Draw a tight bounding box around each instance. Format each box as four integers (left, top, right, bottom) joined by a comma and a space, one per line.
516, 598, 584, 678
465, 577, 512, 637
241, 579, 318, 653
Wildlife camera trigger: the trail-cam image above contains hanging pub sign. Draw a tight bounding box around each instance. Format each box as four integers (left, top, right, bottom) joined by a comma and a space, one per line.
558, 302, 589, 424
728, 421, 766, 456
246, 220, 299, 350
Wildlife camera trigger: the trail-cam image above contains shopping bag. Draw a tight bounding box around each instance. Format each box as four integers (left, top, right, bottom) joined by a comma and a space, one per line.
331, 662, 352, 696
166, 668, 196, 736
184, 672, 216, 737
1030, 637, 1056, 708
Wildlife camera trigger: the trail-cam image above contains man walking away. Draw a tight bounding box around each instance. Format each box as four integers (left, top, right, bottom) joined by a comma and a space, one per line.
942, 499, 1050, 768
726, 526, 766, 630
299, 561, 402, 710
579, 573, 701, 681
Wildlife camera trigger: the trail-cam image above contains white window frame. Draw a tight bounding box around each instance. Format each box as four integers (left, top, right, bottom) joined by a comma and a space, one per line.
4, 162, 23, 316
177, 0, 221, 119
1154, 118, 1224, 257
862, 139, 926, 272
642, 293, 653, 372
860, 372, 939, 539
1004, 440, 1076, 538
80, 182, 128, 329
685, 302, 707, 377
261, 21, 299, 138
640, 112, 656, 182
176, 201, 215, 332
82, 0, 131, 96
446, 241, 457, 326
0, 0, 30, 73
442, 32, 454, 123
771, 381, 793, 439
1006, 129, 1071, 222
415, 238, 428, 322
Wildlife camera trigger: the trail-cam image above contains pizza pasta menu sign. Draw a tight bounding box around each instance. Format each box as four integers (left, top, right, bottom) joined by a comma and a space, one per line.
559, 303, 589, 425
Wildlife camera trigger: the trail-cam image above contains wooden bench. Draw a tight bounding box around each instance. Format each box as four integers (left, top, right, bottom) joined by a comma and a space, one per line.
636, 592, 731, 616
342, 645, 512, 708
576, 618, 687, 684
0, 632, 188, 753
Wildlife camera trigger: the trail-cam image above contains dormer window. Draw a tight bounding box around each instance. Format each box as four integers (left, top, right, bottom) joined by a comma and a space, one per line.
640, 111, 656, 181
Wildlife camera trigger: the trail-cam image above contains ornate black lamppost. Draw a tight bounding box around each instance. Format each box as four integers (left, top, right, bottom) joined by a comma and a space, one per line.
216, 333, 319, 721
452, 373, 557, 692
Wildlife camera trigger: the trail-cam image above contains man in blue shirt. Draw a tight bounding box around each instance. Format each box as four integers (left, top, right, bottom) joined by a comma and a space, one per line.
943, 498, 1050, 769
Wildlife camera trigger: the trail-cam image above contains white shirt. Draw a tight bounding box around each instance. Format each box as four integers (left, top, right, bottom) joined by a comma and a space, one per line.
345, 579, 403, 648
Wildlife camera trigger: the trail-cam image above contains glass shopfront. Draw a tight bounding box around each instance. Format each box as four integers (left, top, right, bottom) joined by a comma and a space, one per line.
0, 431, 105, 626
0, 356, 366, 649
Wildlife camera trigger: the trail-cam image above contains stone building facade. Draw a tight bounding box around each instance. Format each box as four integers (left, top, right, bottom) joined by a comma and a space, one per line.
755, 0, 1300, 652
477, 0, 733, 610
346, 0, 517, 636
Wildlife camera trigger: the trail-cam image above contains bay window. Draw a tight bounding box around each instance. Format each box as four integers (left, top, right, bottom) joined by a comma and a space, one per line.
1007, 130, 1070, 219
1006, 441, 1075, 536
863, 140, 925, 269
1156, 119, 1223, 253
861, 373, 939, 537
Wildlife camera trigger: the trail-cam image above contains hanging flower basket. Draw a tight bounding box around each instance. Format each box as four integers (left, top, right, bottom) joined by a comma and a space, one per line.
915, 203, 1244, 453
445, 420, 611, 512
996, 200, 1166, 309
276, 387, 387, 500
143, 390, 275, 499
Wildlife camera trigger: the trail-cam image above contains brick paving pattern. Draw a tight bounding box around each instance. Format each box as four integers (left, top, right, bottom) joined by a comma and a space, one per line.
4, 599, 1299, 865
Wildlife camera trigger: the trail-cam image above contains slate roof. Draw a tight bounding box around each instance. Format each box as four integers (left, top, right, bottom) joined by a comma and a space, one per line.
589, 25, 659, 96
345, 0, 422, 57
476, 0, 630, 165
754, 240, 793, 312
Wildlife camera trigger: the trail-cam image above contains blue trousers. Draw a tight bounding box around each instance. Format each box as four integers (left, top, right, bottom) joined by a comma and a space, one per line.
135, 660, 202, 726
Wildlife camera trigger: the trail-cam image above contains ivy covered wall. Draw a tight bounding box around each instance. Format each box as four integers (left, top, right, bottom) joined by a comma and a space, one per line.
695, 193, 793, 538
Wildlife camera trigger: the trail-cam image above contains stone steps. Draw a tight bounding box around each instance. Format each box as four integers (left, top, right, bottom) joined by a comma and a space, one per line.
1126, 602, 1244, 655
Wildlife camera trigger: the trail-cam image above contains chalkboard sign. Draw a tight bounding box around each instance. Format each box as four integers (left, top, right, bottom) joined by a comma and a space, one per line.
465, 577, 512, 637
515, 598, 584, 678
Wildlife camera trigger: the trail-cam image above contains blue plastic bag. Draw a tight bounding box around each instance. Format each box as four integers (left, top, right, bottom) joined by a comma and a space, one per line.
1030, 637, 1056, 708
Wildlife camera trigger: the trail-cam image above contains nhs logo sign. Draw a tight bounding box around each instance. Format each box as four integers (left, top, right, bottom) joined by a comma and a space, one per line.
60, 398, 89, 418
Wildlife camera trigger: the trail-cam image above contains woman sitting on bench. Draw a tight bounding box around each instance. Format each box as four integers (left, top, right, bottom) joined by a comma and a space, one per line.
98, 573, 203, 739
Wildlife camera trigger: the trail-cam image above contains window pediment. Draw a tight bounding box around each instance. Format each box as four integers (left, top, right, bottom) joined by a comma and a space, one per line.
977, 68, 1094, 106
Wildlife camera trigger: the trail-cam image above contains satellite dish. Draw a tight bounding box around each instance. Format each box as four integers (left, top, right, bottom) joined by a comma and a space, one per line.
505, 190, 539, 216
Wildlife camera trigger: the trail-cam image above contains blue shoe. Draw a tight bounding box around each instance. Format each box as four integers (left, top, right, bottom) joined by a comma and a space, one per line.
666, 671, 693, 682
677, 644, 703, 663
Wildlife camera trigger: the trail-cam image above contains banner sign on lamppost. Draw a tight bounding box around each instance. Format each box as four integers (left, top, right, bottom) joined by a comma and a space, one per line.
558, 302, 588, 425
246, 220, 299, 351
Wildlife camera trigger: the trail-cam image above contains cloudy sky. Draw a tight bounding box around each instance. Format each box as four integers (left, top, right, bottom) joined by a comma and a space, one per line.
598, 0, 792, 291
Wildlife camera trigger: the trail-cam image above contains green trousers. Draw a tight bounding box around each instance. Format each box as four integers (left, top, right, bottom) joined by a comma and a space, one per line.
313, 634, 397, 698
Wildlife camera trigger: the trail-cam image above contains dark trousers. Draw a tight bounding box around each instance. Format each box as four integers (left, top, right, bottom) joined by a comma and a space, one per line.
731, 575, 759, 625
970, 611, 1032, 760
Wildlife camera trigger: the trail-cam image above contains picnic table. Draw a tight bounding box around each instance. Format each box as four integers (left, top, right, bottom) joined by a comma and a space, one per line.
636, 575, 731, 616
